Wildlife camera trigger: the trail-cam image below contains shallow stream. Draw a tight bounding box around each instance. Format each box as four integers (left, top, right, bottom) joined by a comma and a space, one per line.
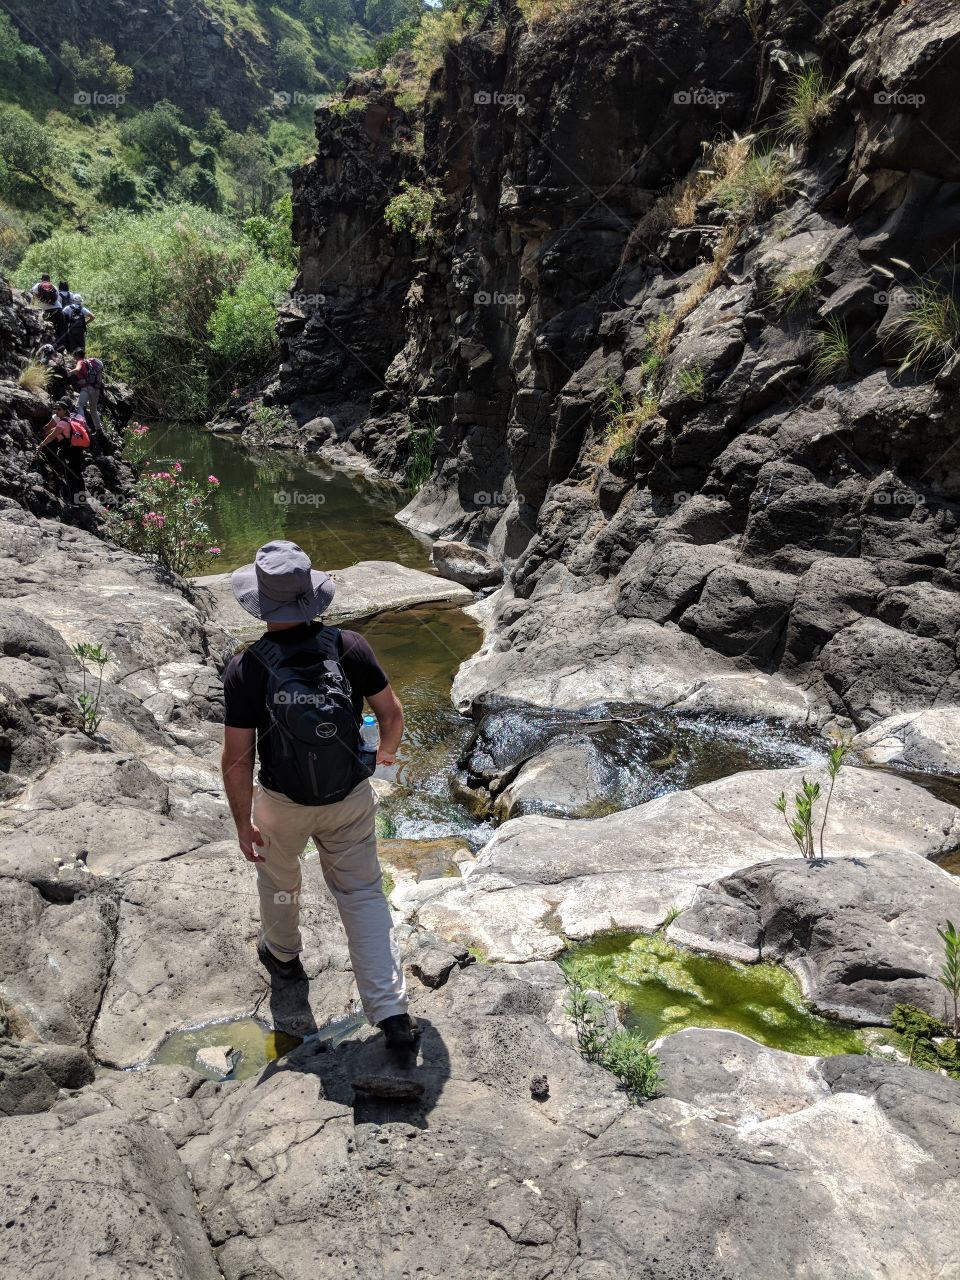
146, 424, 920, 1072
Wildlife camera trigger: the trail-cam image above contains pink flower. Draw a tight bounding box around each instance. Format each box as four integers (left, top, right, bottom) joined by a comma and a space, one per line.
132, 424, 150, 436
172, 461, 183, 473
142, 511, 165, 528
207, 475, 219, 486
207, 546, 221, 556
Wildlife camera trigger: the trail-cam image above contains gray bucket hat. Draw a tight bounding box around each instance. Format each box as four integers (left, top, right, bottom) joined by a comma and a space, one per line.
230, 540, 336, 623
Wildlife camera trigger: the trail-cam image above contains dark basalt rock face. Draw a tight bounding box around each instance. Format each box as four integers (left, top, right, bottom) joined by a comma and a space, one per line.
281, 0, 960, 729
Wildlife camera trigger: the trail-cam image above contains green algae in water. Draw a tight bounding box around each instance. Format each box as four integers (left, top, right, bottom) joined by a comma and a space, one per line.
562, 933, 866, 1057
151, 1014, 363, 1081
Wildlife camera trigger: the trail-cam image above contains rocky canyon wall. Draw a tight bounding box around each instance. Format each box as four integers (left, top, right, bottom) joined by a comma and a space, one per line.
279, 0, 960, 730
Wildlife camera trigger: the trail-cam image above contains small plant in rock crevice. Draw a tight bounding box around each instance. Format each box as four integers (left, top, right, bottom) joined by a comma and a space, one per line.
810, 316, 851, 382
599, 382, 659, 466
893, 276, 960, 372
768, 264, 824, 314
775, 736, 853, 861
673, 361, 706, 401
405, 414, 438, 491
18, 360, 50, 393
714, 144, 793, 218
781, 62, 833, 143
246, 401, 294, 441
72, 641, 111, 737
938, 920, 960, 1036
889, 1003, 959, 1077
565, 978, 662, 1102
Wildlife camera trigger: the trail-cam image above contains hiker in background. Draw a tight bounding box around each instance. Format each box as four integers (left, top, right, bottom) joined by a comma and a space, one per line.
57, 295, 94, 355
31, 274, 60, 310
30, 273, 63, 345
36, 400, 90, 503
57, 280, 74, 309
72, 350, 104, 434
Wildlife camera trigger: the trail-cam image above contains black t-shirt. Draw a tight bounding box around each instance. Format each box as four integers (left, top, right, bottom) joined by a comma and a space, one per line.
222, 623, 389, 788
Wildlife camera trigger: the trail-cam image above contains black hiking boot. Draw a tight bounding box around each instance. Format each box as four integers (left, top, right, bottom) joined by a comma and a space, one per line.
377, 1013, 421, 1064
257, 941, 307, 985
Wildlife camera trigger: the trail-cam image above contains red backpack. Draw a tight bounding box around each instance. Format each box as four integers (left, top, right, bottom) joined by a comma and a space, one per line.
68, 417, 90, 448
37, 281, 58, 306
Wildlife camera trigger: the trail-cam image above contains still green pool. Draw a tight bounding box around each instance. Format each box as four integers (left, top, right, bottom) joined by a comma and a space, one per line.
563, 933, 866, 1057
152, 1014, 364, 1080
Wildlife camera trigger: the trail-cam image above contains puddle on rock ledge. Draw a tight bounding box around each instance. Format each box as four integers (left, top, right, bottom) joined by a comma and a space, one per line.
150, 1013, 364, 1081
563, 933, 867, 1057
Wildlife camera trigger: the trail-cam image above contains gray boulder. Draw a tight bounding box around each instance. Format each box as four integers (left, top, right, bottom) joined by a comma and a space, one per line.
430, 539, 503, 589
672, 850, 960, 1023
854, 707, 960, 774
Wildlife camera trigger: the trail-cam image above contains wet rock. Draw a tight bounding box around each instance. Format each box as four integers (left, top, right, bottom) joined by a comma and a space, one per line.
854, 708, 960, 774
494, 738, 615, 821
430, 539, 503, 590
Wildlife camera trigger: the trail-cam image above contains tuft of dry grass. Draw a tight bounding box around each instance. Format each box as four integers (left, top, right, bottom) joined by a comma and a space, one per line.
517, 0, 579, 27
596, 384, 660, 465
18, 361, 51, 393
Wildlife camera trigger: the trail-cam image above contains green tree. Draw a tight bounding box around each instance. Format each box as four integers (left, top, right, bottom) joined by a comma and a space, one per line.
96, 162, 142, 209
0, 12, 45, 75
207, 256, 291, 382
300, 0, 353, 37
120, 101, 192, 169
0, 106, 55, 192
276, 36, 318, 91
224, 131, 279, 216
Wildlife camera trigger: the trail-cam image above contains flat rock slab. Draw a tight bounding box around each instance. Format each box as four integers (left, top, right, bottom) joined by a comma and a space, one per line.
194, 560, 472, 639
452, 585, 815, 723
672, 849, 960, 1023
399, 766, 960, 962
854, 707, 960, 774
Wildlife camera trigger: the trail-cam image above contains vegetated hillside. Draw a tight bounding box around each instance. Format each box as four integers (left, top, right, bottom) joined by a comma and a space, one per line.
272, 0, 960, 730
0, 0, 420, 267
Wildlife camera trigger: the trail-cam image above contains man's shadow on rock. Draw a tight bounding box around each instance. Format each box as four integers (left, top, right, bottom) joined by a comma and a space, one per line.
257, 995, 451, 1131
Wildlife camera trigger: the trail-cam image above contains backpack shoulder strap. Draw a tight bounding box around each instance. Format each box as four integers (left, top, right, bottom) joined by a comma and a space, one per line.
248, 626, 340, 672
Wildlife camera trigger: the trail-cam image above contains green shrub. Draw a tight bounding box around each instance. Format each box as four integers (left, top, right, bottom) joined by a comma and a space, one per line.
566, 980, 661, 1102
241, 194, 298, 270
276, 36, 318, 91
59, 40, 133, 95
0, 202, 31, 270
17, 204, 265, 418
0, 12, 45, 75
119, 101, 192, 168
96, 162, 143, 209
385, 179, 440, 240
171, 163, 222, 210
411, 8, 463, 80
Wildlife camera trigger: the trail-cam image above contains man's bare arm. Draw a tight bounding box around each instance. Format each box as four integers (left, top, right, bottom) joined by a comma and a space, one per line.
221, 725, 264, 862
366, 684, 404, 765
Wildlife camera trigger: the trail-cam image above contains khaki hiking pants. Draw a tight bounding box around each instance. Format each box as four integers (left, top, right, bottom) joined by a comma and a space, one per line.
251, 777, 407, 1026
76, 386, 102, 434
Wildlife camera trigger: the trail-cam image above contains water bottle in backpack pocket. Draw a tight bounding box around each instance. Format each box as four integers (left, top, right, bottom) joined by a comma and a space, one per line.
359, 713, 379, 772
248, 627, 375, 805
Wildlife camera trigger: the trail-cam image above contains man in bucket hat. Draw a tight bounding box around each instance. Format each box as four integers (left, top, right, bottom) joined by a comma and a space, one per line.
220, 540, 418, 1061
